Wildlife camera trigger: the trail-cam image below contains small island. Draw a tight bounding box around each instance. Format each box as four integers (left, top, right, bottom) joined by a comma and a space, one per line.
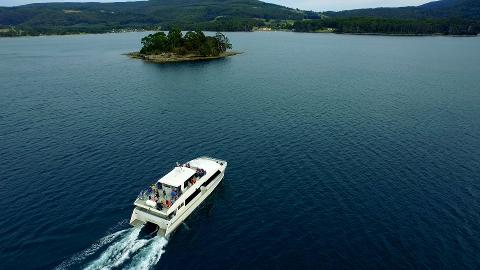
128, 28, 239, 63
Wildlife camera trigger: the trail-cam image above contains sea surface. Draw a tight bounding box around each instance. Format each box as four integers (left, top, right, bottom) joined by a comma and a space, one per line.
0, 32, 479, 269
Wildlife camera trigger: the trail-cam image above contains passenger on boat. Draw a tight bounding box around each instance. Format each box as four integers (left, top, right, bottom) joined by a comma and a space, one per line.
161, 198, 167, 208
195, 168, 206, 177
171, 189, 177, 201
139, 189, 147, 200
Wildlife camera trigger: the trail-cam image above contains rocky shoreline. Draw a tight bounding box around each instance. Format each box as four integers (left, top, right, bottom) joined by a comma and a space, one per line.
127, 51, 240, 63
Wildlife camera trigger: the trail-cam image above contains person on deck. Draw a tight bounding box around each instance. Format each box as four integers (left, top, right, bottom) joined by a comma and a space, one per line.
161, 198, 167, 208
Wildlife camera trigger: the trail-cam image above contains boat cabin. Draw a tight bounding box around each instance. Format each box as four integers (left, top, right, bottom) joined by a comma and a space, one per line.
130, 156, 227, 236
134, 158, 224, 224
135, 161, 211, 217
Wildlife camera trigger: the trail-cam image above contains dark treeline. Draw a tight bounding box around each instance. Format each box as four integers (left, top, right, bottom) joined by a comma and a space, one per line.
140, 28, 232, 56
326, 0, 480, 21
162, 18, 266, 32
0, 0, 303, 36
0, 18, 267, 37
3, 17, 479, 37
1, 0, 479, 37
293, 18, 480, 35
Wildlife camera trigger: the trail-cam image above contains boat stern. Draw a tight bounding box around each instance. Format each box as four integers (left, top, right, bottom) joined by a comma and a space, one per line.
130, 206, 169, 236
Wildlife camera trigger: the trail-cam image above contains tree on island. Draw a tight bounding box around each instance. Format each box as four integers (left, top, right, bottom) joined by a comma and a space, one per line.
140, 28, 232, 56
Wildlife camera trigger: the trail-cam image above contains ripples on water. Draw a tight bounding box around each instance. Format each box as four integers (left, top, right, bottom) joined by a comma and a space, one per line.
0, 32, 479, 269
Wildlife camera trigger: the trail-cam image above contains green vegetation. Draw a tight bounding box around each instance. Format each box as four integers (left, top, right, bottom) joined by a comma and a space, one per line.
293, 17, 479, 35
326, 0, 480, 21
0, 0, 478, 36
139, 29, 232, 56
297, 0, 479, 35
0, 0, 306, 36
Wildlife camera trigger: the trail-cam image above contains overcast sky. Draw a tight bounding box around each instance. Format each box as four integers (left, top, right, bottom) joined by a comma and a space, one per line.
0, 0, 432, 11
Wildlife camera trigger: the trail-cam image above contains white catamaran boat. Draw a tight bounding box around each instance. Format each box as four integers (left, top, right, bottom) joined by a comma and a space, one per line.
130, 156, 227, 236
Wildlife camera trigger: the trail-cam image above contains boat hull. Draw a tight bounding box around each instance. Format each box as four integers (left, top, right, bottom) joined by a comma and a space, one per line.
166, 170, 224, 236
130, 158, 226, 237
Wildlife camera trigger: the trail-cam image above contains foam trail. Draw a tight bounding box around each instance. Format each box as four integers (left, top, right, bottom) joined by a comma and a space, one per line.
125, 237, 168, 270
55, 229, 127, 270
109, 238, 150, 268
55, 221, 167, 270
84, 227, 148, 270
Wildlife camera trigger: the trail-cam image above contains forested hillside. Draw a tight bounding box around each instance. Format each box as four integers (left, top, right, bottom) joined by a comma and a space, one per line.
0, 0, 478, 36
296, 0, 480, 35
326, 0, 480, 20
0, 0, 313, 36
293, 17, 479, 35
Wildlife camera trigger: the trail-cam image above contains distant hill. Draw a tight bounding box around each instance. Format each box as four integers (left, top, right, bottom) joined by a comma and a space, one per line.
292, 0, 479, 35
0, 0, 478, 36
326, 0, 480, 20
0, 0, 316, 35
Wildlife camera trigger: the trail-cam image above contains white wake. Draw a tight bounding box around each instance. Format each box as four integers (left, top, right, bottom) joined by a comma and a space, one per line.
125, 237, 169, 270
55, 229, 127, 270
56, 225, 168, 270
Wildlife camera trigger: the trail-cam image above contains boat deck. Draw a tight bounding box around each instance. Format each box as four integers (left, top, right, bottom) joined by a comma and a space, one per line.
134, 198, 168, 216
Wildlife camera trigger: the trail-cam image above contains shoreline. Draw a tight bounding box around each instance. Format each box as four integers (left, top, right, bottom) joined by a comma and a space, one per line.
337, 32, 478, 37
292, 31, 478, 37
2, 29, 479, 38
126, 51, 241, 63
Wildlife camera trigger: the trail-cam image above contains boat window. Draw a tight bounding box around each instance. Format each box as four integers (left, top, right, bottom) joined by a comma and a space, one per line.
183, 176, 198, 190
202, 170, 221, 187
185, 188, 201, 206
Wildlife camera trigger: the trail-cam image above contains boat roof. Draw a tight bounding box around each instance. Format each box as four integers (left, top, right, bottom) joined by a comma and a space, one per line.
156, 157, 223, 187
189, 158, 221, 174
157, 166, 195, 187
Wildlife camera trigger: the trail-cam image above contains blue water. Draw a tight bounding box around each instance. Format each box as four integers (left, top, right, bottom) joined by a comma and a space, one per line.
1, 32, 479, 269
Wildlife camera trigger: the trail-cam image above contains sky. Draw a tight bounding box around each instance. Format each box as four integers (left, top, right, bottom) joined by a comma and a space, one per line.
0, 0, 433, 11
